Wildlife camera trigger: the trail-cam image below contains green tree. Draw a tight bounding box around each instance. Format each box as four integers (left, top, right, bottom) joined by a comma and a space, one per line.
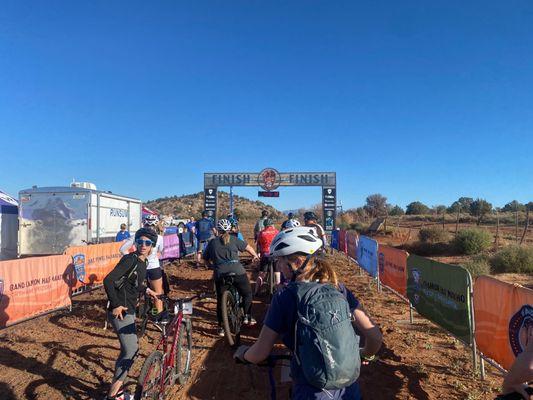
406, 201, 430, 215
447, 197, 474, 214
527, 202, 533, 211
389, 205, 405, 216
501, 200, 526, 213
433, 205, 447, 215
364, 194, 388, 218
469, 199, 493, 225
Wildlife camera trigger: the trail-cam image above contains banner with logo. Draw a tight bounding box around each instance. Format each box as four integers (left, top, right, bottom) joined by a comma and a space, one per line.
161, 234, 180, 260
331, 230, 339, 250
0, 255, 71, 327
407, 255, 473, 344
378, 245, 408, 298
346, 232, 358, 260
338, 230, 347, 254
64, 242, 123, 290
474, 276, 533, 370
356, 236, 378, 277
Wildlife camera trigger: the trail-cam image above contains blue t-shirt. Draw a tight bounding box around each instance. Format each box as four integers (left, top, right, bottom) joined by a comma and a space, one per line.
115, 230, 131, 242
195, 218, 214, 241
186, 221, 196, 232
264, 282, 361, 400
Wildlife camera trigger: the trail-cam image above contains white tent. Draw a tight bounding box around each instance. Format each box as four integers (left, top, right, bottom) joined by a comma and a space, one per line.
0, 190, 18, 260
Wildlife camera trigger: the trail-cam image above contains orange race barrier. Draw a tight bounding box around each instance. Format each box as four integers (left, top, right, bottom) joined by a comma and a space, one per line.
346, 232, 358, 260
64, 242, 123, 290
474, 276, 533, 370
0, 255, 72, 327
378, 245, 408, 298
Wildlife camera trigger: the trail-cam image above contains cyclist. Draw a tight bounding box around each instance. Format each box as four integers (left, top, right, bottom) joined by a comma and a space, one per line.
120, 216, 165, 313
195, 210, 216, 267
280, 212, 297, 230
254, 218, 280, 295
234, 227, 382, 400
103, 228, 159, 400
203, 219, 260, 337
253, 210, 269, 242
304, 211, 327, 247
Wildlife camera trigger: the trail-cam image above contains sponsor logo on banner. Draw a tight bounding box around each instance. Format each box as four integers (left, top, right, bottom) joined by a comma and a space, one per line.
509, 305, 533, 356
73, 253, 86, 283
411, 269, 421, 304
258, 168, 280, 191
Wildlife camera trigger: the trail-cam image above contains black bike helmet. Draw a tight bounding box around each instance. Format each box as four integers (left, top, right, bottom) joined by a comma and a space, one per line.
135, 227, 158, 244
264, 218, 274, 227
202, 210, 209, 218
304, 211, 318, 221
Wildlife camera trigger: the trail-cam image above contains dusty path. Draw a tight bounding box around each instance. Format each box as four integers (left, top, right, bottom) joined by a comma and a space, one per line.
0, 253, 502, 400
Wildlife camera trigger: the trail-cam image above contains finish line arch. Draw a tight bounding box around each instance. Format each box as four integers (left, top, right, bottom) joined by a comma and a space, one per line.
203, 169, 337, 231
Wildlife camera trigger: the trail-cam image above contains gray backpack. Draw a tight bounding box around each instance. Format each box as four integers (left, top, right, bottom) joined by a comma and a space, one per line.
289, 281, 360, 390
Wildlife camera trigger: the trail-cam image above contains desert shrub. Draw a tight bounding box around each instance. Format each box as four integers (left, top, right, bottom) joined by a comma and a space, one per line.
490, 246, 533, 274
418, 226, 450, 244
463, 255, 491, 277
453, 229, 492, 255
350, 222, 368, 233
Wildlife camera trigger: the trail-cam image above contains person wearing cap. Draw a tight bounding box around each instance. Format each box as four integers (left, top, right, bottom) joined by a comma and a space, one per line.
253, 210, 269, 242
103, 228, 160, 400
115, 224, 130, 242
195, 210, 216, 266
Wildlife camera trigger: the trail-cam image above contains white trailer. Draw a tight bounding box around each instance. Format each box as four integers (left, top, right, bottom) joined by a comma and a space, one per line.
18, 183, 142, 256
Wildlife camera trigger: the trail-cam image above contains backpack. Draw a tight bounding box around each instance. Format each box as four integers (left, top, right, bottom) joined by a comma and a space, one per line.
288, 281, 360, 390
197, 219, 212, 236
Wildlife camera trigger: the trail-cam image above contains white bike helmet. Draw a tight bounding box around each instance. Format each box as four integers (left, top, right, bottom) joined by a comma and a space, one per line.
270, 226, 322, 257
143, 214, 159, 226
284, 219, 301, 228
217, 219, 232, 232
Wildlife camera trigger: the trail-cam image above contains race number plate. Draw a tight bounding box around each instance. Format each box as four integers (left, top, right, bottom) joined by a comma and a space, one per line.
182, 301, 193, 315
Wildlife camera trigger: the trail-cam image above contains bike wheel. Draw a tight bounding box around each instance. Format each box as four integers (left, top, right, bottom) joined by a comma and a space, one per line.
135, 350, 164, 400
173, 318, 192, 385
221, 290, 241, 347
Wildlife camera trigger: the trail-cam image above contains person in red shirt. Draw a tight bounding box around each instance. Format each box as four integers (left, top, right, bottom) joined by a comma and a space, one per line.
255, 218, 279, 295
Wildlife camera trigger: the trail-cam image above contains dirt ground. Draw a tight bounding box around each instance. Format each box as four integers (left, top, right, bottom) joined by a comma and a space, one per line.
0, 248, 507, 400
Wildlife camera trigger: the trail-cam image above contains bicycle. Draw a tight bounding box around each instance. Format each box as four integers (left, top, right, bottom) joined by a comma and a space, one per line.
236, 354, 292, 400
135, 293, 207, 400
220, 273, 244, 347
257, 257, 276, 298
137, 270, 171, 338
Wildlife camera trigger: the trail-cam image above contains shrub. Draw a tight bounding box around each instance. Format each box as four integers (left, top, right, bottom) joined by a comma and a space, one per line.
418, 226, 450, 244
453, 229, 492, 255
406, 201, 430, 215
350, 222, 368, 233
490, 246, 533, 274
463, 255, 491, 278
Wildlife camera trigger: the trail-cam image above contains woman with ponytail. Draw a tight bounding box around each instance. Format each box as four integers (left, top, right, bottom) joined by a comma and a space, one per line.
204, 219, 259, 337
234, 226, 382, 400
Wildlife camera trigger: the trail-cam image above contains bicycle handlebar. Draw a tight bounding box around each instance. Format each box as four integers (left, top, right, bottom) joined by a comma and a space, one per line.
156, 292, 210, 303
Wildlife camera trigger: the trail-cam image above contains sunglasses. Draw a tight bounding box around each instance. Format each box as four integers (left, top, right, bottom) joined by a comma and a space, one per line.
136, 239, 154, 247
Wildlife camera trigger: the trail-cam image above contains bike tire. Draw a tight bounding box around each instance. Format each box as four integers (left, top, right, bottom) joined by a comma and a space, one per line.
135, 350, 164, 400
268, 261, 275, 297
221, 290, 241, 347
173, 318, 192, 385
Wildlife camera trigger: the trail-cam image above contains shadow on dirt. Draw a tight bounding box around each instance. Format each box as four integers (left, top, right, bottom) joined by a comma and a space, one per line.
0, 346, 101, 400
0, 381, 16, 400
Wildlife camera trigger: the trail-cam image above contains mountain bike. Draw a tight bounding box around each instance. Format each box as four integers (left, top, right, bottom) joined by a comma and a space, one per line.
257, 257, 276, 298
220, 273, 244, 347
135, 293, 207, 399
236, 354, 292, 400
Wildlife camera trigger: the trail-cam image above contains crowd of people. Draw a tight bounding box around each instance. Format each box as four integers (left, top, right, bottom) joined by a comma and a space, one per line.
103, 210, 532, 400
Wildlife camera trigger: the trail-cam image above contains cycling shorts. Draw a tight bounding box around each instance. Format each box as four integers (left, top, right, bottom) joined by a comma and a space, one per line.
197, 239, 210, 253
147, 267, 163, 281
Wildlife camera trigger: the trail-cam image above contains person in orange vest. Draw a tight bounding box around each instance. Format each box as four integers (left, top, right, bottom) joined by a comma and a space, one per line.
255, 218, 279, 295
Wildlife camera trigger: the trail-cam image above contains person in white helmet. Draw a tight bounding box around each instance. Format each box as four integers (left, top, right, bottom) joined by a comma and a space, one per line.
119, 215, 165, 313
234, 227, 382, 400
203, 218, 259, 337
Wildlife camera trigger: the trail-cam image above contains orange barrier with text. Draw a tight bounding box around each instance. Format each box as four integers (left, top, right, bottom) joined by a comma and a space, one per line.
0, 255, 72, 327
346, 232, 358, 260
378, 245, 408, 298
474, 276, 533, 370
65, 242, 123, 290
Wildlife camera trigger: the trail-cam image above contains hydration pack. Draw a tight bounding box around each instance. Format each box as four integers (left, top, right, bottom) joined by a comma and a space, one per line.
288, 281, 360, 390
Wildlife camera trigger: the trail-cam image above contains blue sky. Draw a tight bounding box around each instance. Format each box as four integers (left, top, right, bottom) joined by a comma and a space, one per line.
1, 1, 532, 210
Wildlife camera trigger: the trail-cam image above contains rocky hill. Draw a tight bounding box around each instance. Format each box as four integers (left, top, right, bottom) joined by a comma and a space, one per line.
145, 191, 285, 221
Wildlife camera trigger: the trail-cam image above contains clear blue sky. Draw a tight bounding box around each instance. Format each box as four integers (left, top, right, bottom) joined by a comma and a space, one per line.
1, 1, 532, 211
